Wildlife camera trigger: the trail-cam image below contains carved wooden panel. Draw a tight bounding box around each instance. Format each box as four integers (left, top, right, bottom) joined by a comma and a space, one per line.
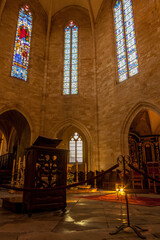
35, 153, 59, 188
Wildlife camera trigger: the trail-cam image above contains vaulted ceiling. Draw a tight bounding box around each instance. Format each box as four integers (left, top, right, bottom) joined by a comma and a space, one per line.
39, 0, 103, 20
130, 110, 160, 136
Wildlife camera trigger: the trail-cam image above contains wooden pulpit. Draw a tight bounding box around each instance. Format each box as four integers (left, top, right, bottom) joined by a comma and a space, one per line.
23, 136, 68, 215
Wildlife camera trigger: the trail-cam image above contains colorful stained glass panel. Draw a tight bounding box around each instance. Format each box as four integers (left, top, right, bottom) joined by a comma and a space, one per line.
114, 0, 138, 82
114, 0, 128, 82
123, 0, 139, 77
63, 22, 78, 95
11, 5, 32, 81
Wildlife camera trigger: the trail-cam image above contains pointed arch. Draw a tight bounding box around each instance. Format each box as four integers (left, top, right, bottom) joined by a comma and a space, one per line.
0, 104, 35, 144
121, 102, 160, 155
11, 4, 32, 81
52, 119, 93, 170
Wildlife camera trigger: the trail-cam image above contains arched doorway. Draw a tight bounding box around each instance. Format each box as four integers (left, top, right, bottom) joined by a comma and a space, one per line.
128, 109, 160, 169
0, 110, 31, 171
57, 125, 88, 174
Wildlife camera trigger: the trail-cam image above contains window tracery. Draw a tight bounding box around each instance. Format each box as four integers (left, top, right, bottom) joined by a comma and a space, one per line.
69, 132, 83, 163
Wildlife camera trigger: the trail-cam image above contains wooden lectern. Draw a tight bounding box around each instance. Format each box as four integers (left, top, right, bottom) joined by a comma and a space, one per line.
23, 136, 68, 215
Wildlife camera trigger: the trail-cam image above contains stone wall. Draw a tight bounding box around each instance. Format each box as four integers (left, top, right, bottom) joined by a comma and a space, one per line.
0, 0, 47, 142
96, 0, 160, 169
0, 0, 159, 171
45, 6, 97, 169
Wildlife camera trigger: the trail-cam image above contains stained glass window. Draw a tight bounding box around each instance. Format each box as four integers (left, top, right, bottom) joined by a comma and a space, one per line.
63, 21, 78, 95
114, 0, 138, 82
11, 5, 32, 81
69, 132, 83, 163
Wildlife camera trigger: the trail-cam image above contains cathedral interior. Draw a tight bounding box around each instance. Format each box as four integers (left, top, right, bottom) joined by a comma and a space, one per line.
0, 0, 160, 239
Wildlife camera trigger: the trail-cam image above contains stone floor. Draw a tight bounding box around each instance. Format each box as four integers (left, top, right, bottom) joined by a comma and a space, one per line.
0, 188, 160, 240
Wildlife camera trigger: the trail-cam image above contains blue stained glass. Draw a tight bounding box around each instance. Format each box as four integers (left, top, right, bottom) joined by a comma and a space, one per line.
72, 54, 78, 60
123, 5, 132, 16
117, 45, 126, 55
127, 46, 136, 56
72, 48, 78, 54
65, 44, 70, 49
72, 71, 78, 77
72, 65, 78, 71
116, 33, 124, 41
127, 38, 136, 48
126, 31, 134, 42
114, 9, 121, 17
118, 52, 126, 61
72, 32, 78, 38
120, 73, 128, 82
123, 0, 132, 9
64, 71, 70, 77
72, 59, 78, 65
118, 59, 127, 69
72, 43, 77, 48
11, 5, 32, 81
116, 39, 125, 48
63, 21, 78, 95
129, 67, 139, 77
65, 39, 71, 44
114, 0, 128, 82
64, 76, 70, 82
65, 49, 70, 54
71, 83, 78, 91
64, 83, 70, 88
115, 20, 123, 29
125, 11, 133, 21
119, 66, 127, 76
65, 33, 70, 39
72, 38, 78, 43
72, 76, 77, 82
123, 0, 139, 77
125, 18, 134, 29
128, 58, 138, 70
63, 88, 70, 95
71, 88, 78, 94
114, 15, 122, 24
125, 24, 134, 34
64, 60, 70, 65
64, 65, 70, 71
64, 54, 70, 60
123, 0, 130, 3
128, 52, 137, 62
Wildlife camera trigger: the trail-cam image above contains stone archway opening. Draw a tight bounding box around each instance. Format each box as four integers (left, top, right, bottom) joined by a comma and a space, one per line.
128, 109, 160, 169
0, 110, 31, 171
57, 125, 88, 171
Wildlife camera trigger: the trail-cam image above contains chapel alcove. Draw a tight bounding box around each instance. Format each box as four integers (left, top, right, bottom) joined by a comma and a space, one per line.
128, 109, 160, 169
56, 125, 89, 182
0, 110, 31, 172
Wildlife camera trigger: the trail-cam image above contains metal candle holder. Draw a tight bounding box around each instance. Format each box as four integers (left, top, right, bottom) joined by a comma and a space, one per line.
109, 155, 148, 239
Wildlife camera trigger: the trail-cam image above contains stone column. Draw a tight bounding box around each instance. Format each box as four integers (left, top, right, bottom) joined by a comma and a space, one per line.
40, 0, 53, 135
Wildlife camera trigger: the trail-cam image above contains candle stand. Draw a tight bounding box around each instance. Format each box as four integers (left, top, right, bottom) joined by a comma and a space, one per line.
109, 155, 148, 239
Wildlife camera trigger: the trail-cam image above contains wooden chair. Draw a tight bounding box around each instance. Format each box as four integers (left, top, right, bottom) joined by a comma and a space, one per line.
132, 169, 144, 190
147, 162, 160, 193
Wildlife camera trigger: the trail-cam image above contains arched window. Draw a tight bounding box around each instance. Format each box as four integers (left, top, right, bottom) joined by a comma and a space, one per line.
114, 0, 138, 82
69, 132, 83, 163
11, 5, 32, 81
63, 21, 78, 95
